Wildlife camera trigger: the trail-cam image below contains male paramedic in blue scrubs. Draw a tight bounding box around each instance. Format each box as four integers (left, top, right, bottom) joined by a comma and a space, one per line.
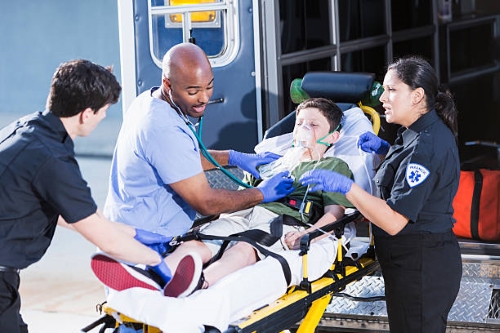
100, 42, 294, 285
0, 60, 176, 333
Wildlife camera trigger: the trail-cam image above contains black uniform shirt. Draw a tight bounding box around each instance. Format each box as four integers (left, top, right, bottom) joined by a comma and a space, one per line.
0, 110, 97, 269
373, 109, 460, 236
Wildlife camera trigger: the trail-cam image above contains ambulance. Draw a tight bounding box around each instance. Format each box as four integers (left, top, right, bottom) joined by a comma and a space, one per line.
115, 1, 500, 331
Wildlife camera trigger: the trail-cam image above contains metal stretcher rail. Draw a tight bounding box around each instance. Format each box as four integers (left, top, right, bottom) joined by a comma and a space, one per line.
223, 212, 379, 333
224, 258, 379, 333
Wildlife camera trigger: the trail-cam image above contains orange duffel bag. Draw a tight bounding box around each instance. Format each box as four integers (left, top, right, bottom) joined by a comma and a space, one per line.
452, 169, 500, 242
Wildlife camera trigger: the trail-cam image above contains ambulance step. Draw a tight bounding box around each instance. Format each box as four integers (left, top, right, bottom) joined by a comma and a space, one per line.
321, 260, 500, 330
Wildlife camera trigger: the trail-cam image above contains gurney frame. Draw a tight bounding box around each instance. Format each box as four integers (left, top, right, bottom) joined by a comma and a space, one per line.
82, 211, 379, 333
222, 211, 380, 333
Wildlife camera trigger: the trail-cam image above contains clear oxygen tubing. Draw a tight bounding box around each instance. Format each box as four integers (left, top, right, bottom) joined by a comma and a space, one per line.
339, 134, 375, 196
297, 123, 341, 223
297, 138, 376, 247
297, 146, 340, 244
168, 90, 252, 188
298, 147, 321, 221
297, 134, 368, 246
296, 123, 330, 223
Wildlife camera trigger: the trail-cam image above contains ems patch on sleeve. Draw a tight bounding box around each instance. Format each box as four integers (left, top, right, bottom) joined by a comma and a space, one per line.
405, 163, 430, 188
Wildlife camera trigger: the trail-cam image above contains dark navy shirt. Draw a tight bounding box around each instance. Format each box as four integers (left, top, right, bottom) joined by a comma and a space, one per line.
0, 111, 97, 269
373, 109, 460, 237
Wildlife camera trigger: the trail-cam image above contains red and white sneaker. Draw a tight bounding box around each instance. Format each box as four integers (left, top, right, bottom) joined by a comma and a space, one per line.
91, 253, 161, 291
163, 253, 204, 298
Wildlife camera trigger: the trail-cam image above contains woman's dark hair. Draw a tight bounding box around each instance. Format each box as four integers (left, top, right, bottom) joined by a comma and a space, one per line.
46, 59, 122, 117
296, 97, 343, 133
388, 56, 458, 138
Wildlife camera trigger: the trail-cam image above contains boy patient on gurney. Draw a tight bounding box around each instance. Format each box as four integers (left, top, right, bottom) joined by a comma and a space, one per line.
91, 97, 373, 332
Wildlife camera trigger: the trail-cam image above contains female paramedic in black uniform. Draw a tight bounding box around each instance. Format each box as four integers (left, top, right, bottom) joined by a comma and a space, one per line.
300, 56, 461, 333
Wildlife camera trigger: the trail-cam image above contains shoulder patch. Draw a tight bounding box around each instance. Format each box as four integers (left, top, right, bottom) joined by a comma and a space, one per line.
405, 163, 430, 188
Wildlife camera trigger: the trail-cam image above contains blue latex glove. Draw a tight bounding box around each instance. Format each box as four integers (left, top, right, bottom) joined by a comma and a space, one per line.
357, 131, 390, 155
300, 170, 353, 195
134, 229, 172, 256
257, 171, 295, 203
228, 150, 281, 179
148, 260, 172, 286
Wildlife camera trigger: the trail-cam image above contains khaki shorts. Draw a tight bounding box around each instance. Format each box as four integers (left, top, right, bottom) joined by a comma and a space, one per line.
200, 206, 304, 259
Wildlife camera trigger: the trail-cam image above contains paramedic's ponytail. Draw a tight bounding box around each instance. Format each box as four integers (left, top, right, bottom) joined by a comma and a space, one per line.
435, 89, 458, 139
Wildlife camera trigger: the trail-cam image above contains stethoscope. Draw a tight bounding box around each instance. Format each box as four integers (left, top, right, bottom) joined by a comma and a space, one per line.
168, 89, 252, 188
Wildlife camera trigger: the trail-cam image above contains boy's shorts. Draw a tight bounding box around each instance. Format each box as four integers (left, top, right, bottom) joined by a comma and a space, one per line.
200, 206, 305, 259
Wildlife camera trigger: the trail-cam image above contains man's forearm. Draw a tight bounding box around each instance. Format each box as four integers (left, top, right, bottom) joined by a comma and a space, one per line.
72, 212, 162, 266
200, 150, 230, 170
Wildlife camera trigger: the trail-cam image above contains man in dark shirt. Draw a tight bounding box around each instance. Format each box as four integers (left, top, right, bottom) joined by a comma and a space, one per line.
0, 59, 171, 333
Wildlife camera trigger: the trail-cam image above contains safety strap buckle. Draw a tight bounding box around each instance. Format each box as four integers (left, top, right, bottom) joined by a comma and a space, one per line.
282, 197, 314, 216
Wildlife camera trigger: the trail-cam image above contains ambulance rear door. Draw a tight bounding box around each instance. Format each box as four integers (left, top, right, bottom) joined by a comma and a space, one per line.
118, 0, 263, 151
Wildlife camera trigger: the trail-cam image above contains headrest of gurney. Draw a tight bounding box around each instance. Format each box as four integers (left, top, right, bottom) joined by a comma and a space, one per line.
301, 72, 375, 104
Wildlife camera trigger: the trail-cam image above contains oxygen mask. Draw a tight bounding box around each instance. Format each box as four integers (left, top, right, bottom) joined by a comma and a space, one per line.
294, 123, 315, 148
259, 124, 319, 179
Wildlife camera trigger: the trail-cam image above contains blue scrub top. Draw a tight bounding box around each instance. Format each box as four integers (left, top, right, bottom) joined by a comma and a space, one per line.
104, 87, 203, 237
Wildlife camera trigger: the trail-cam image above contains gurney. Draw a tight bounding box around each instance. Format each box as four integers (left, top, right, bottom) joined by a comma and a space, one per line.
82, 71, 383, 333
